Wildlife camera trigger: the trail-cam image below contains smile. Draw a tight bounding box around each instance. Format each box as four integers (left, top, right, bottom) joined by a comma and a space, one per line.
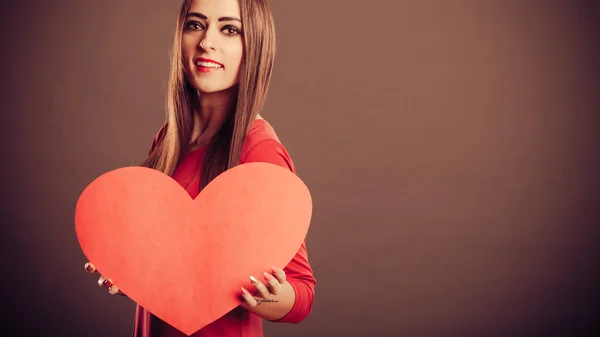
194, 58, 224, 73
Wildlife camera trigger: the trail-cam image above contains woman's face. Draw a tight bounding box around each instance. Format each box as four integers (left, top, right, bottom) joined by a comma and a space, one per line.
182, 0, 243, 94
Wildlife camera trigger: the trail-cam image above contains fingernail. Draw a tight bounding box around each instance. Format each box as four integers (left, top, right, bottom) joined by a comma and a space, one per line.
85, 263, 95, 273
108, 285, 119, 295
241, 287, 249, 295
103, 278, 113, 288
249, 276, 258, 284
97, 276, 105, 287
263, 272, 274, 280
271, 266, 279, 273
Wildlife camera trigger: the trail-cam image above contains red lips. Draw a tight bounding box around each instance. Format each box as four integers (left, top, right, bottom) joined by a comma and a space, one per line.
194, 57, 223, 73
194, 57, 224, 67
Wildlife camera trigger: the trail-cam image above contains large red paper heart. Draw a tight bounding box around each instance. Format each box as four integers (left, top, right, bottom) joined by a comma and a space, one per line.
75, 163, 312, 335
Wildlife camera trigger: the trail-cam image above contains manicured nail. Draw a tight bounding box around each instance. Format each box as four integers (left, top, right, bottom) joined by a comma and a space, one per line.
249, 276, 258, 284
241, 287, 249, 295
240, 287, 248, 302
108, 285, 119, 295
263, 272, 274, 280
85, 263, 95, 273
97, 276, 106, 287
271, 266, 280, 273
103, 278, 113, 288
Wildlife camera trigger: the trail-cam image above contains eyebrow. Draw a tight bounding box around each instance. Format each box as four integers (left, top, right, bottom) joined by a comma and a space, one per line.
186, 12, 241, 23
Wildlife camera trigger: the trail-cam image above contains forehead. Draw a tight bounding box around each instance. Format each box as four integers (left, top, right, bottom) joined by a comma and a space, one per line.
188, 0, 240, 17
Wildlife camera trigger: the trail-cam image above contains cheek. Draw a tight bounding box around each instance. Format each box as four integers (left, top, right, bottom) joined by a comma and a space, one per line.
181, 38, 196, 62
234, 42, 243, 63
227, 44, 244, 74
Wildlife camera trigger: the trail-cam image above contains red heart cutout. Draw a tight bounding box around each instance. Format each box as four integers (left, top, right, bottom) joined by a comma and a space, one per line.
75, 163, 312, 335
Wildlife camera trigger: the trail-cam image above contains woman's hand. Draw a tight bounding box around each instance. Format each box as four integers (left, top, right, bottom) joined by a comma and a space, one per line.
84, 262, 126, 296
239, 267, 290, 313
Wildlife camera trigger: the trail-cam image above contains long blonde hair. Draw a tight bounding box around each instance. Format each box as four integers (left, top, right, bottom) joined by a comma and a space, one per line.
140, 0, 276, 190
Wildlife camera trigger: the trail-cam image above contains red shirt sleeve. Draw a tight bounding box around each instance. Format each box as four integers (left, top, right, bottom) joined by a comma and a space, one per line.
242, 139, 316, 324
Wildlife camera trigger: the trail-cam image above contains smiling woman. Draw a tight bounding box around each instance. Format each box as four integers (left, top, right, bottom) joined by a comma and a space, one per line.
181, 8, 244, 94
82, 0, 316, 336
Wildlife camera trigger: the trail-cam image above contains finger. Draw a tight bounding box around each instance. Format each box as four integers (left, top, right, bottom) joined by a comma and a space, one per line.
263, 272, 282, 295
109, 284, 127, 297
84, 262, 96, 274
250, 276, 270, 298
97, 276, 113, 289
108, 284, 120, 295
240, 287, 257, 307
271, 266, 286, 283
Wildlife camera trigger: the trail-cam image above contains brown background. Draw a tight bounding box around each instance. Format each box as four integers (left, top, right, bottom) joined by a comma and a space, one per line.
1, 0, 598, 336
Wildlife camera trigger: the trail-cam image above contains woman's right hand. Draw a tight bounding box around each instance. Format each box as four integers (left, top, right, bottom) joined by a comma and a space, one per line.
84, 262, 126, 296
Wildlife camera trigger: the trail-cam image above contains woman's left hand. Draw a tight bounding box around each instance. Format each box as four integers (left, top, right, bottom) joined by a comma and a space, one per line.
240, 266, 287, 310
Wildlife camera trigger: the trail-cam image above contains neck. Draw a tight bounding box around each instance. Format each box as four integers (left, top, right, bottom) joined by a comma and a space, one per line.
191, 86, 238, 149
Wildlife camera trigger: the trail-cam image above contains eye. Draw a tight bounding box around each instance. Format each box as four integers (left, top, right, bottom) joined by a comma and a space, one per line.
184, 21, 204, 31
221, 25, 241, 36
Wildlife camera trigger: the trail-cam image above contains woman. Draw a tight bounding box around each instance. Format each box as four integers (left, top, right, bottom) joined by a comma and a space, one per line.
83, 0, 316, 336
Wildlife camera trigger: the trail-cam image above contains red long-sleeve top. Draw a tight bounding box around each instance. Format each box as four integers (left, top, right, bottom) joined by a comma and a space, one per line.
132, 119, 316, 337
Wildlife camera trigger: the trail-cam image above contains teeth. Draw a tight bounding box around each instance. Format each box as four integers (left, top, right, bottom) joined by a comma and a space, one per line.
196, 61, 222, 68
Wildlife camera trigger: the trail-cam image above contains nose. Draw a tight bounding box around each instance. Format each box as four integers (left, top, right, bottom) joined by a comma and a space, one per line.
199, 28, 217, 51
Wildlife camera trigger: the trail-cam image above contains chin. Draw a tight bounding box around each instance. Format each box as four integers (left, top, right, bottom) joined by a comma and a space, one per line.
196, 87, 221, 94
195, 82, 239, 94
